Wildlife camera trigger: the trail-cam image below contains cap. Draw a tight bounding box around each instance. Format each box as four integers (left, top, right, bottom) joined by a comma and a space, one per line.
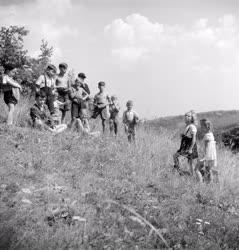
78, 73, 86, 79
46, 64, 57, 73
59, 63, 68, 69
98, 81, 105, 87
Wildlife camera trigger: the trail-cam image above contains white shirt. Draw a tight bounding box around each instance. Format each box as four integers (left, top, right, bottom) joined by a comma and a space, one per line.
184, 124, 197, 138
36, 74, 56, 89
56, 73, 69, 89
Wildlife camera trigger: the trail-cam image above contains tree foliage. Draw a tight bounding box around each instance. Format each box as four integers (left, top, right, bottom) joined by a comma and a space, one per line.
0, 26, 29, 68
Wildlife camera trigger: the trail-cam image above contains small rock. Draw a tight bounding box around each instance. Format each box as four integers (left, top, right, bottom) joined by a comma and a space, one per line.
21, 188, 32, 194
21, 198, 32, 205
72, 216, 86, 222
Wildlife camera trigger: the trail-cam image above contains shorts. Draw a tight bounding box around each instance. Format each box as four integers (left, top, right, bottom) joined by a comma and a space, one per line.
57, 89, 70, 111
71, 102, 89, 120
92, 106, 110, 120
3, 90, 18, 105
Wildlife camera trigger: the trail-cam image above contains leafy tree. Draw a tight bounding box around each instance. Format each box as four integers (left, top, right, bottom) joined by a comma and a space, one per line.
0, 26, 29, 68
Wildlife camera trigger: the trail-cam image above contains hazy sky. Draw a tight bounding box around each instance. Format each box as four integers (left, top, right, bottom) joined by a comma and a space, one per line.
1, 0, 239, 118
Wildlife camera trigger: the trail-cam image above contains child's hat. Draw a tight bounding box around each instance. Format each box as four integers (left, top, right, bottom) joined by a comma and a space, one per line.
78, 72, 86, 79
98, 81, 105, 86
59, 63, 68, 69
46, 64, 57, 73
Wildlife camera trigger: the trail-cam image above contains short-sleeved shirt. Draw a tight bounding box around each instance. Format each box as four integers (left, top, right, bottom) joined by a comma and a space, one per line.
94, 92, 110, 106
36, 74, 56, 89
2, 75, 16, 91
123, 110, 139, 125
56, 73, 69, 89
184, 124, 197, 138
203, 132, 217, 163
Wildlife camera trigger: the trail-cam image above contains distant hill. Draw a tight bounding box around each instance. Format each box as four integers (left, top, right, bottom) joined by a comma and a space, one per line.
147, 110, 239, 133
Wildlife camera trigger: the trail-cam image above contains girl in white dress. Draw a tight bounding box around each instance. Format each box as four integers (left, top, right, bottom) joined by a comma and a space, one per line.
196, 120, 217, 183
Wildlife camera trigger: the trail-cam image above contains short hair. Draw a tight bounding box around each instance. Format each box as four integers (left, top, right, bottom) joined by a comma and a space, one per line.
59, 63, 68, 69
78, 73, 86, 79
126, 100, 133, 106
111, 95, 117, 100
98, 81, 105, 87
35, 90, 46, 99
185, 110, 198, 125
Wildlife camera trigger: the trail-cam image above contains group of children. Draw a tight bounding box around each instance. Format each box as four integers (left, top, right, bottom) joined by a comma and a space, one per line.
173, 110, 217, 183
1, 64, 218, 183
1, 63, 139, 141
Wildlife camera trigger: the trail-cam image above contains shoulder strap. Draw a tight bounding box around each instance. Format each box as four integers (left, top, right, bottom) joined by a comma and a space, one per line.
44, 74, 47, 88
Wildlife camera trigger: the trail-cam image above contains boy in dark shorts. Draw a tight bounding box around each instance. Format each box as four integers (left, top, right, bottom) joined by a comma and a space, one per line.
122, 100, 139, 142
55, 63, 71, 123
109, 95, 120, 136
92, 81, 110, 133
35, 64, 57, 114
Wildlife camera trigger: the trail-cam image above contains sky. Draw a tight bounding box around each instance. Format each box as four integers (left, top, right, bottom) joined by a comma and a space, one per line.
1, 0, 239, 118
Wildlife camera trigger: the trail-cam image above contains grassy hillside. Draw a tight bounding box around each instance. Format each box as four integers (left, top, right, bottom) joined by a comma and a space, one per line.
148, 110, 239, 132
0, 98, 239, 249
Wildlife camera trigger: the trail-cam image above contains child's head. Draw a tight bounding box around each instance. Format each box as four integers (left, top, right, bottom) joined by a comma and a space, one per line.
98, 81, 105, 92
78, 73, 86, 83
204, 119, 213, 132
184, 110, 197, 125
36, 91, 46, 107
4, 64, 16, 77
126, 100, 133, 110
111, 95, 117, 102
46, 64, 57, 77
59, 63, 68, 74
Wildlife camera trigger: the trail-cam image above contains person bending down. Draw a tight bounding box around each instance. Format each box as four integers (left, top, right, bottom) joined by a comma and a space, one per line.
30, 91, 67, 134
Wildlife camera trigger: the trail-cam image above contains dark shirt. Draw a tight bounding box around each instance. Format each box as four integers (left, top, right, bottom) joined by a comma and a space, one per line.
81, 83, 90, 95
30, 103, 54, 127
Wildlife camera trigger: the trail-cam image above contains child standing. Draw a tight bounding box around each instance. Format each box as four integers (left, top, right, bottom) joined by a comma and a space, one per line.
173, 110, 198, 175
55, 63, 70, 123
1, 65, 22, 125
92, 81, 110, 133
69, 80, 90, 132
196, 120, 217, 183
122, 100, 139, 142
109, 95, 120, 136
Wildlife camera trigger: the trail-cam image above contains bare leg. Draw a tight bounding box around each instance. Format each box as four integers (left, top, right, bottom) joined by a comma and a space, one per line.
7, 103, 15, 125
189, 159, 196, 176
61, 110, 67, 124
102, 119, 106, 133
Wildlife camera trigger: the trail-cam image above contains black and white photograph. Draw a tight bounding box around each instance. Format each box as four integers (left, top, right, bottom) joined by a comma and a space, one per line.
0, 0, 239, 249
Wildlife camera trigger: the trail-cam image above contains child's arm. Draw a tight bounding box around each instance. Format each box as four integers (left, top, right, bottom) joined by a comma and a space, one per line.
82, 88, 89, 101
4, 76, 22, 90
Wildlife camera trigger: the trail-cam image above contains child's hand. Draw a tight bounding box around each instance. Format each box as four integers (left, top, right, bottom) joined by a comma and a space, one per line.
188, 149, 193, 154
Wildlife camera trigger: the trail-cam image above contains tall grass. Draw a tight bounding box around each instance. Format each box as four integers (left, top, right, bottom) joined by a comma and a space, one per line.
0, 96, 238, 249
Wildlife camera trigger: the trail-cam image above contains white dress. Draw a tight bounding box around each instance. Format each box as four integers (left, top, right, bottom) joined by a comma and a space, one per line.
203, 132, 217, 166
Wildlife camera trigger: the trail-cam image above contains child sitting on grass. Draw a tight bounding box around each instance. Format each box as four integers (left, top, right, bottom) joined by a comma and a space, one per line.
92, 81, 110, 133
196, 119, 217, 183
109, 95, 120, 136
30, 91, 67, 133
173, 110, 198, 175
122, 100, 139, 142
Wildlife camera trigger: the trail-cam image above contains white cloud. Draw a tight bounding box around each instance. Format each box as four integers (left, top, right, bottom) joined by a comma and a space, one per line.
104, 13, 239, 73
